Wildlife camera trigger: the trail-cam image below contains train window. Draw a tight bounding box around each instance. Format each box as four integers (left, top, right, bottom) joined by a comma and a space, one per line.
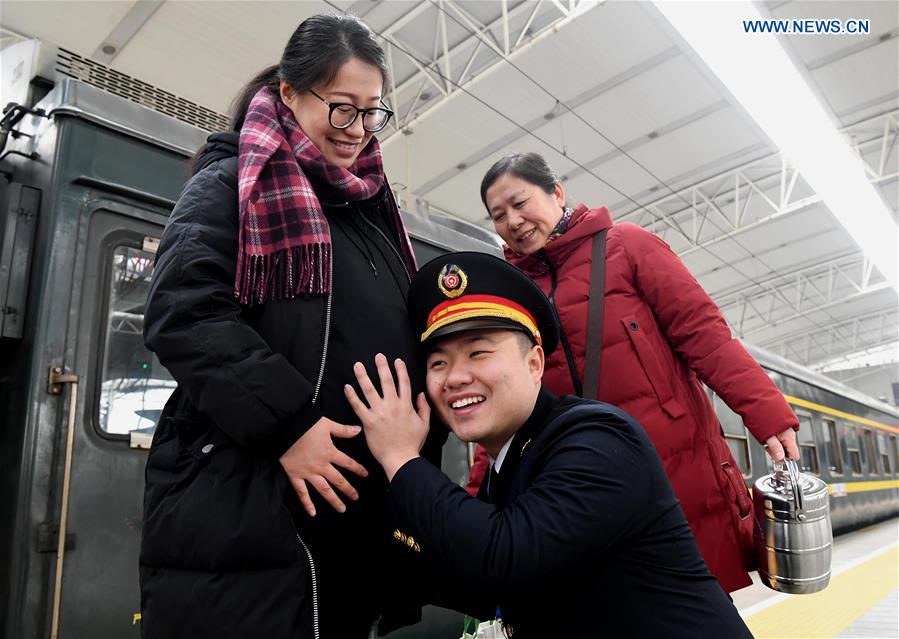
712, 394, 751, 477
820, 418, 843, 475
844, 425, 863, 476
795, 413, 818, 475
864, 429, 879, 475
892, 435, 898, 476
876, 433, 892, 475
857, 426, 871, 472
98, 245, 174, 436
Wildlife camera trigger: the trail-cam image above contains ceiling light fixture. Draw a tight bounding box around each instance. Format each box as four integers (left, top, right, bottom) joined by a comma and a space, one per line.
655, 1, 898, 292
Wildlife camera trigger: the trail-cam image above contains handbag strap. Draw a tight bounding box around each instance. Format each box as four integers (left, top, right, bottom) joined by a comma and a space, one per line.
581, 229, 608, 400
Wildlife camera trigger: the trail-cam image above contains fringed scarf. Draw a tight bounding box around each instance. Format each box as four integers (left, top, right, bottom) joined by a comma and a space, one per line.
545, 206, 574, 245
236, 87, 414, 304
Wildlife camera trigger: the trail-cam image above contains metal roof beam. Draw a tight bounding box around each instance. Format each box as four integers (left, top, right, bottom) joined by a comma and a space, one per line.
761, 307, 898, 360
719, 253, 891, 315
379, 0, 600, 140
381, 0, 532, 133
714, 251, 861, 300
91, 0, 165, 65
783, 329, 898, 370
734, 284, 893, 341
382, 1, 434, 38
612, 110, 898, 250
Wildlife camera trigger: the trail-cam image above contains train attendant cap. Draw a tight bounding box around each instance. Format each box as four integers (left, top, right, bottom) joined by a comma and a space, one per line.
408, 251, 559, 355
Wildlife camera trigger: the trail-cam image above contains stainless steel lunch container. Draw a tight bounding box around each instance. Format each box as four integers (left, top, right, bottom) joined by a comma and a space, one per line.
753, 459, 832, 594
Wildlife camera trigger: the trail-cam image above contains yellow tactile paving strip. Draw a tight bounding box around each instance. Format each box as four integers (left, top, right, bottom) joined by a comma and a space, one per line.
744, 545, 899, 638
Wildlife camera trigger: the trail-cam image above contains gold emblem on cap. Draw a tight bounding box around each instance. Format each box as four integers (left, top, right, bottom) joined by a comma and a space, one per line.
437, 264, 468, 299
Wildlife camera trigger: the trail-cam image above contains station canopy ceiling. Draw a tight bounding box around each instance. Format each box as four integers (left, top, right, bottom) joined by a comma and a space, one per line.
2, 0, 897, 374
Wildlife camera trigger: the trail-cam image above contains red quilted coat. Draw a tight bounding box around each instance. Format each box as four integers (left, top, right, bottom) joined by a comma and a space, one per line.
468, 204, 799, 592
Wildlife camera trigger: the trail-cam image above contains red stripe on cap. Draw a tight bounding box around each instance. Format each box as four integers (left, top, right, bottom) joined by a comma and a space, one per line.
427, 294, 537, 327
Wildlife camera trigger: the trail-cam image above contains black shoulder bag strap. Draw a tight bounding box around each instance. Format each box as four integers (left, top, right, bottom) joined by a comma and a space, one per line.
581, 229, 608, 400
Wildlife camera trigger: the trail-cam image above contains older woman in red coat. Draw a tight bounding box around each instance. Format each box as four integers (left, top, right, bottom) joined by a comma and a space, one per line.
468, 152, 800, 593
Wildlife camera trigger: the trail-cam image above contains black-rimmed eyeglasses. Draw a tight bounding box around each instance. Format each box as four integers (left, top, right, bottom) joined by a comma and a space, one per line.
308, 89, 394, 133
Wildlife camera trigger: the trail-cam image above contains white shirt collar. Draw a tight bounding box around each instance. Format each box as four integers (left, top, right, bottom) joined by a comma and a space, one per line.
489, 437, 515, 473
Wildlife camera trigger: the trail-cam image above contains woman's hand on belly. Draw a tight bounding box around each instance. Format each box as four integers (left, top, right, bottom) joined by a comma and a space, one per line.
279, 417, 370, 517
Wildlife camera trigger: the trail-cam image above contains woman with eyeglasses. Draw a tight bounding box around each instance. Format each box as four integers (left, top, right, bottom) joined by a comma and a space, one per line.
139, 14, 442, 638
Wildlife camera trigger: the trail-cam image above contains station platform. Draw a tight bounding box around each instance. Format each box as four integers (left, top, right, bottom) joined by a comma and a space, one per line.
735, 517, 898, 638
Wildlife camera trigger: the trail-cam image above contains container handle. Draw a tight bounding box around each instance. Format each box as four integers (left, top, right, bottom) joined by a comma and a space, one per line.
782, 459, 804, 517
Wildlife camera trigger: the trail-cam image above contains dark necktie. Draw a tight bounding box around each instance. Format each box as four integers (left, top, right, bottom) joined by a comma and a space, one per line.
487, 465, 501, 503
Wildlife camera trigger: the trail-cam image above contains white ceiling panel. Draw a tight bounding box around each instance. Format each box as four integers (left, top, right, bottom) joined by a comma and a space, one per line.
809, 38, 899, 119
563, 54, 724, 148
381, 100, 521, 195
624, 107, 765, 185
581, 149, 670, 205
526, 111, 619, 167
2, 0, 135, 54
771, 0, 898, 62
112, 2, 319, 113
508, 3, 672, 99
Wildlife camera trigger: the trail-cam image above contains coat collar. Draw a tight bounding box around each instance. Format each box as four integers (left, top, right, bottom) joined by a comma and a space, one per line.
506, 204, 613, 275
489, 387, 557, 505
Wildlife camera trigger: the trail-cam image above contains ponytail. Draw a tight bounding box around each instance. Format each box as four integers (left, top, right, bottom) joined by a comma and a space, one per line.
187, 65, 279, 175
228, 64, 280, 131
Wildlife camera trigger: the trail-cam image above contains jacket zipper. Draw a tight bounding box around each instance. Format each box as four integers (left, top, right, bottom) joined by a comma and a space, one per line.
311, 245, 334, 404
544, 254, 583, 397
300, 208, 406, 638
297, 533, 320, 639
358, 212, 412, 283
303, 229, 333, 638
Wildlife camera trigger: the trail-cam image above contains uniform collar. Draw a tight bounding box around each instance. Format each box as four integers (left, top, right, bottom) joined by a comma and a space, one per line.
490, 437, 515, 473
488, 387, 558, 504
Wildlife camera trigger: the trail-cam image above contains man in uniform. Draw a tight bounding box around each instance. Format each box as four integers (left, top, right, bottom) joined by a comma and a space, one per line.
345, 251, 752, 638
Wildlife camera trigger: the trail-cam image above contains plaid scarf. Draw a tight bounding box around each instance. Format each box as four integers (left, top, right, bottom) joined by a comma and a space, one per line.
236, 88, 414, 304
545, 206, 574, 245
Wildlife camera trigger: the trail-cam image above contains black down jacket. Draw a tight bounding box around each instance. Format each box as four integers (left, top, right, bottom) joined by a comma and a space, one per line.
139, 133, 443, 638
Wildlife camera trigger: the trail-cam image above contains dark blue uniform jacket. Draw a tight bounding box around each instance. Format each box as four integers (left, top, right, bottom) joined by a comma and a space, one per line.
390, 389, 753, 639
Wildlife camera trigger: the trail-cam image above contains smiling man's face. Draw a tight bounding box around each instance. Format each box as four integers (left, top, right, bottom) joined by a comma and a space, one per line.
425, 329, 543, 456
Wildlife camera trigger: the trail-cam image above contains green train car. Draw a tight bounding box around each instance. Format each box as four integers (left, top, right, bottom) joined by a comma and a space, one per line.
731, 344, 899, 534
0, 52, 496, 637
2, 44, 897, 639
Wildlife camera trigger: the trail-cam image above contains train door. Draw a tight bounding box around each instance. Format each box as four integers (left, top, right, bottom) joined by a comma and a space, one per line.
51, 202, 166, 638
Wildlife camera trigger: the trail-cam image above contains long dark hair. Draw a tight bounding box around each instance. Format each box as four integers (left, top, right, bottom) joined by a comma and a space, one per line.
229, 14, 389, 131
191, 14, 388, 173
480, 152, 560, 209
